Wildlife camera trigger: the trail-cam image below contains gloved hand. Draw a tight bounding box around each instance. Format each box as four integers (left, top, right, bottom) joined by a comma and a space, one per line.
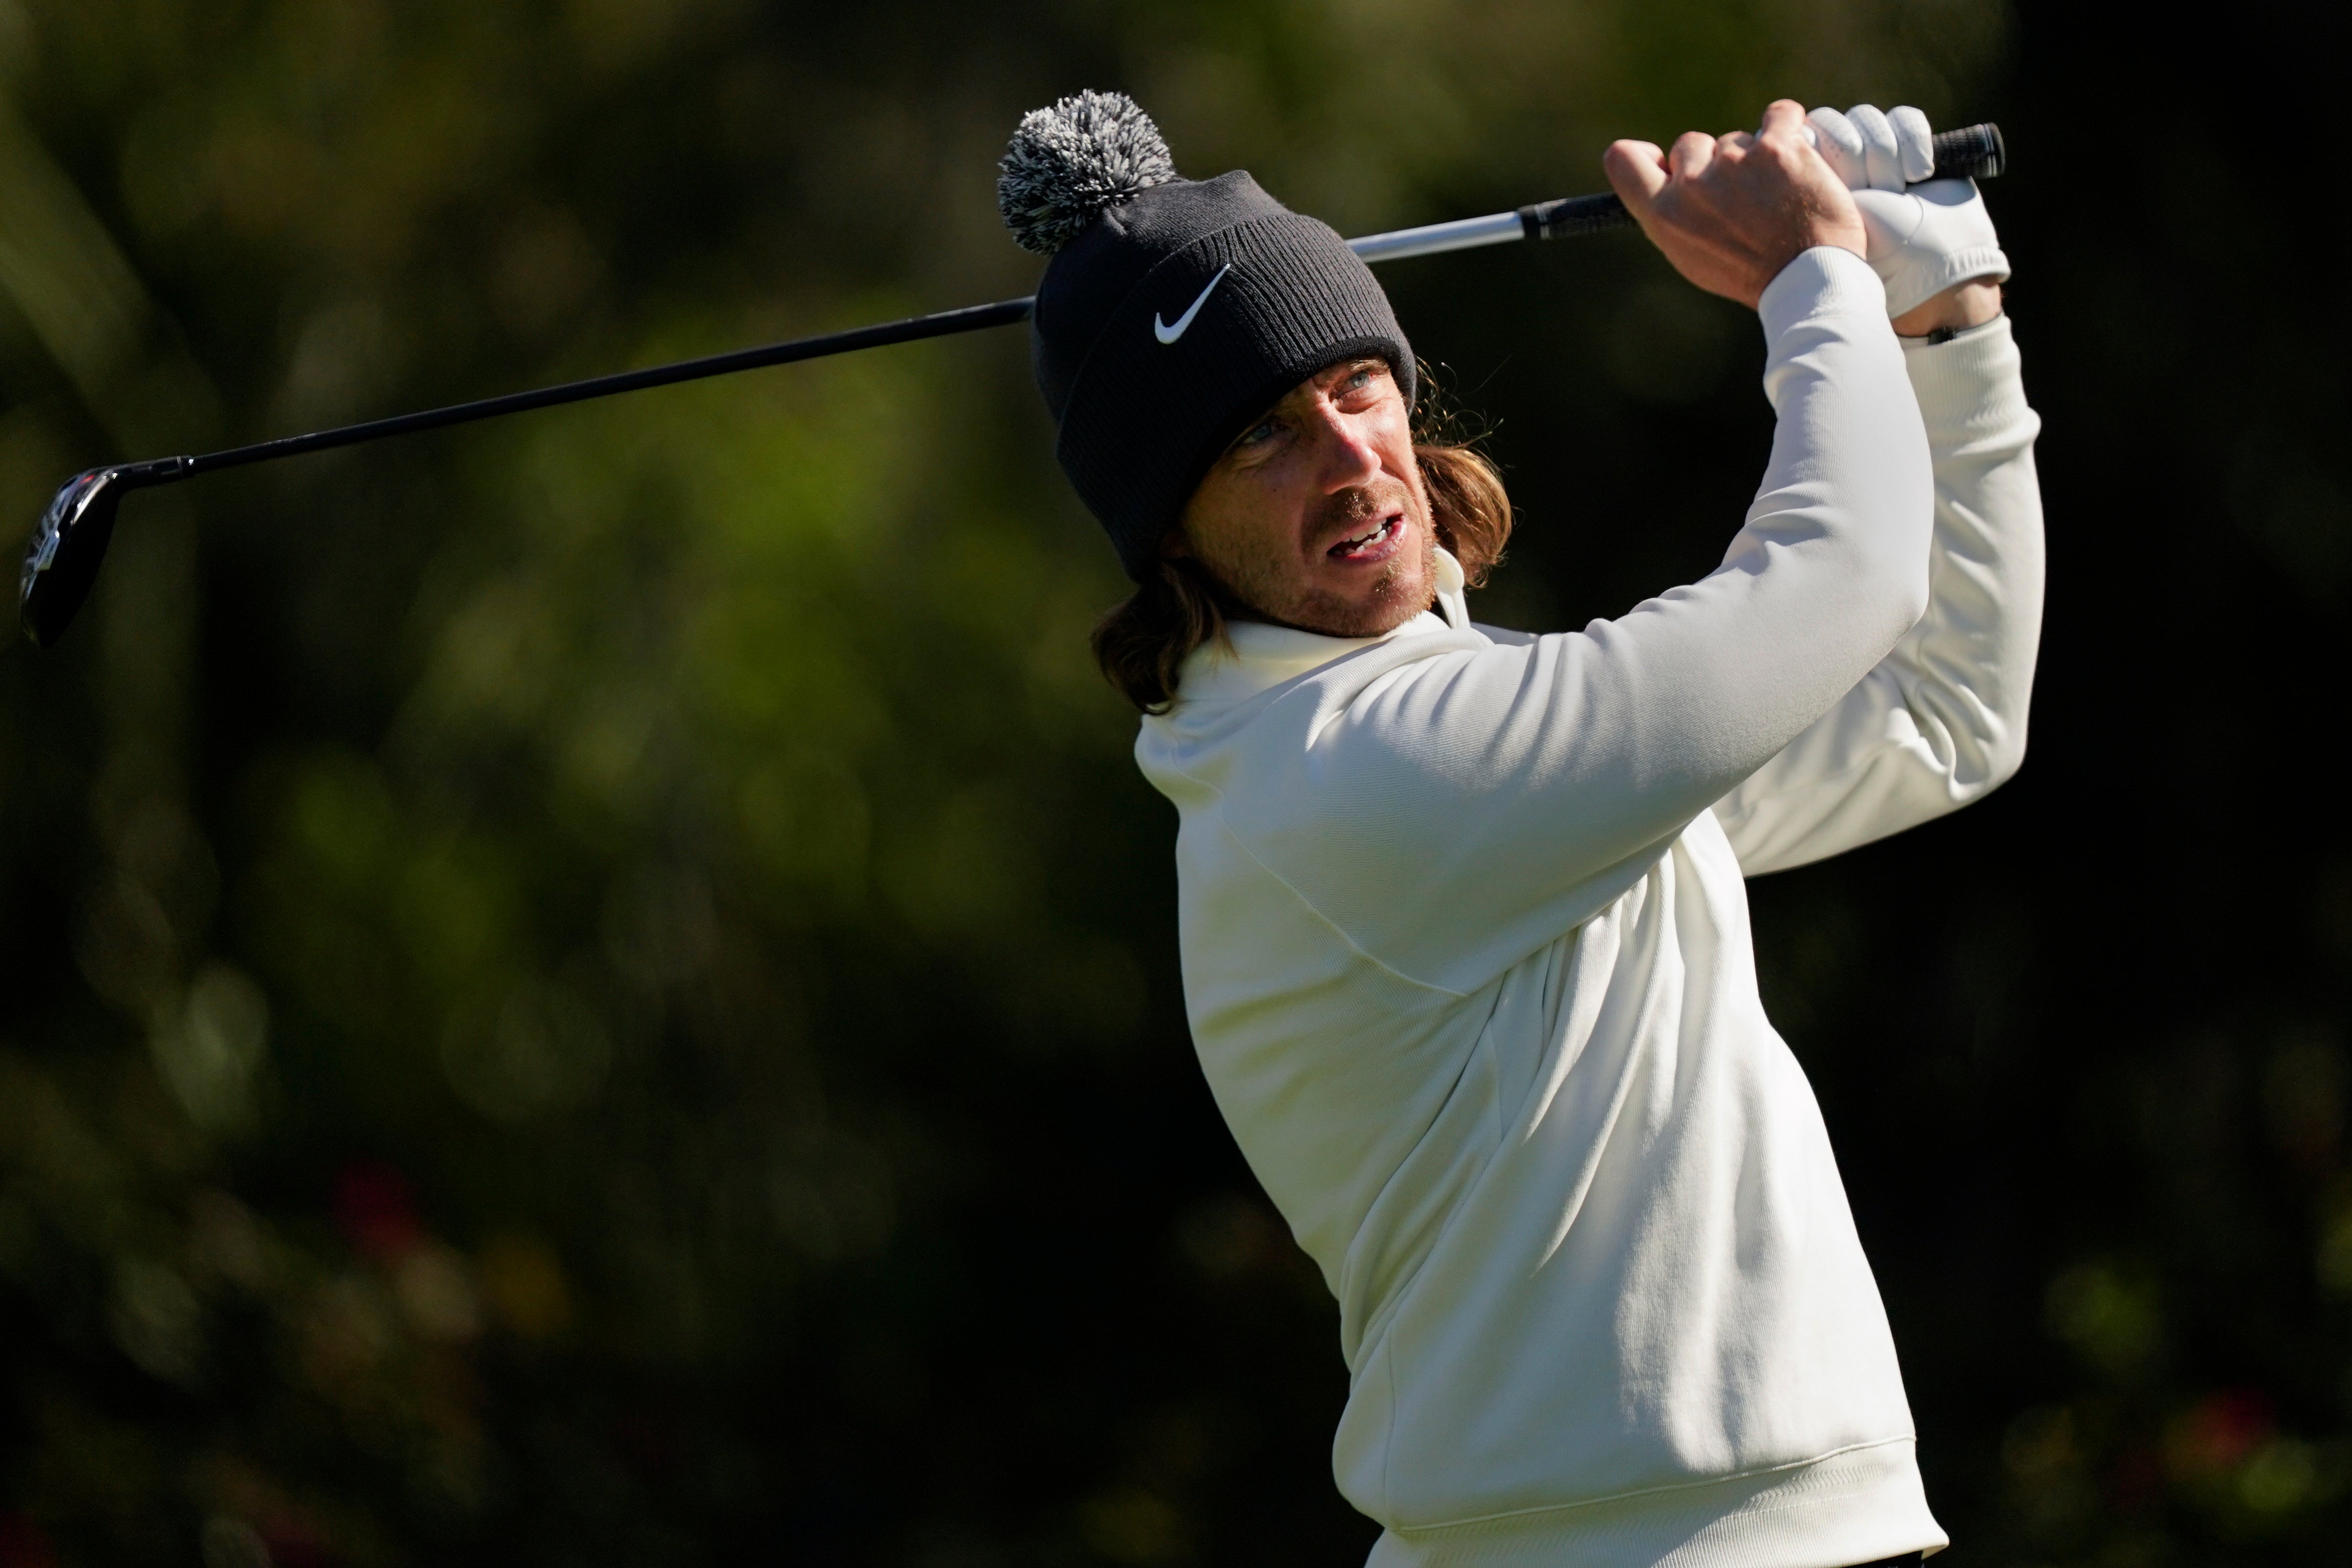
1806, 103, 2009, 319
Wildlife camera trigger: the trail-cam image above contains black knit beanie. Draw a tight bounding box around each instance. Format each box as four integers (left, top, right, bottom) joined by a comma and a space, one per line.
998, 91, 1414, 581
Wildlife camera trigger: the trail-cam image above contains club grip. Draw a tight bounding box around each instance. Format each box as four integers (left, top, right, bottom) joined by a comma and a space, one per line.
1518, 120, 2005, 241
1928, 120, 2005, 180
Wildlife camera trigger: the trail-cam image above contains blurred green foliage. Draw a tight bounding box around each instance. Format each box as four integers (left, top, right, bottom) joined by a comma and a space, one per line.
3, 0, 2349, 1564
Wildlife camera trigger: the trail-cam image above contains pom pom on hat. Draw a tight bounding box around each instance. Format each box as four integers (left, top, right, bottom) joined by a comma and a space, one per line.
997, 89, 1178, 255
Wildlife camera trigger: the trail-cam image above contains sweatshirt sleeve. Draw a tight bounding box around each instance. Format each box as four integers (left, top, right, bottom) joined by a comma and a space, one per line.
1710, 315, 2044, 875
1198, 248, 1936, 996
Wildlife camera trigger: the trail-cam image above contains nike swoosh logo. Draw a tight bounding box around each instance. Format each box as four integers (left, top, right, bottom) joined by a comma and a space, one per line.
1154, 263, 1232, 344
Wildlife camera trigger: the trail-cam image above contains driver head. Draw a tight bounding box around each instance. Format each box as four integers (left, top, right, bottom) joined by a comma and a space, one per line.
21, 467, 129, 649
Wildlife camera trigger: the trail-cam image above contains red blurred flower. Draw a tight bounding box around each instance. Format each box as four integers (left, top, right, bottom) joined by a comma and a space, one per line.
260, 1514, 336, 1568
0, 1512, 58, 1568
332, 1161, 423, 1263
2166, 1391, 2274, 1480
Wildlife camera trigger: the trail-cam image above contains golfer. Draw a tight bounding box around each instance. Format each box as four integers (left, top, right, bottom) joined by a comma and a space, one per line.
1004, 92, 2038, 1567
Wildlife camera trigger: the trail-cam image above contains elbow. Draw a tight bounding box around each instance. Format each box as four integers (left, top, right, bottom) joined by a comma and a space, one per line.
1979, 718, 2030, 796
1914, 697, 2031, 809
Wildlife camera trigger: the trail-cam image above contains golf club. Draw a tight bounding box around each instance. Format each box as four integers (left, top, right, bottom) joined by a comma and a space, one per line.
18, 122, 2004, 649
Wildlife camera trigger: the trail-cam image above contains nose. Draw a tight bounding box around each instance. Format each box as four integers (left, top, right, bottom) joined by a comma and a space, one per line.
1306, 399, 1384, 494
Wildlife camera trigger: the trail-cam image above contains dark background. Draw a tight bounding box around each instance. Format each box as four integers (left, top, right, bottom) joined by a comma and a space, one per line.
2, 0, 2344, 1563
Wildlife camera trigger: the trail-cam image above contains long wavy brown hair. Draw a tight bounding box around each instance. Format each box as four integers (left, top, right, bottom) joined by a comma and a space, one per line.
1091, 381, 1512, 714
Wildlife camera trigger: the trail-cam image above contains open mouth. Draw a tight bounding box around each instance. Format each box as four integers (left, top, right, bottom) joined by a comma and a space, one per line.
1327, 513, 1404, 562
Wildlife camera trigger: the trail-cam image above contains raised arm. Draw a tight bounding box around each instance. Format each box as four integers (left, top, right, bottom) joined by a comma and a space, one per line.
1713, 106, 2043, 873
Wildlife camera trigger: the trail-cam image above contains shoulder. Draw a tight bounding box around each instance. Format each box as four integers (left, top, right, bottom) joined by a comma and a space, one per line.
1472, 620, 1537, 648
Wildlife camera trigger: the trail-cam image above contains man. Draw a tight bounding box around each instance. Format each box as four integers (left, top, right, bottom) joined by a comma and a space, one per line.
1000, 91, 2039, 1568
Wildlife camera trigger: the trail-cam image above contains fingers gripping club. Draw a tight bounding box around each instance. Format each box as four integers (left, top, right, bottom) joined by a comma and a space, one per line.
1503, 120, 2003, 247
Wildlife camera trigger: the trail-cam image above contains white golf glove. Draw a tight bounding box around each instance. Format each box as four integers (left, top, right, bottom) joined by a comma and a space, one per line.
1807, 103, 2009, 319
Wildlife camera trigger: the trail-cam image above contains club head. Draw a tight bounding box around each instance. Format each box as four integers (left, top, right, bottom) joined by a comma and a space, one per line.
19, 457, 189, 649
19, 469, 126, 649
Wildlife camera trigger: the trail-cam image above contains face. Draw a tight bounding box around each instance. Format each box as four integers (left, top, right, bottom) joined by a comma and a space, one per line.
1169, 359, 1436, 639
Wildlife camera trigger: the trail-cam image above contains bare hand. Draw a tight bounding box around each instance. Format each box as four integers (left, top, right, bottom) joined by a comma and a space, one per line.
1603, 100, 1867, 310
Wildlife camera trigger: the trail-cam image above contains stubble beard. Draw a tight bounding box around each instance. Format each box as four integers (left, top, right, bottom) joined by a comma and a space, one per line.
1207, 481, 1437, 640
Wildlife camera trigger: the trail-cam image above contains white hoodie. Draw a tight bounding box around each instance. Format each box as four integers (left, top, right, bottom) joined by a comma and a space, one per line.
1134, 248, 2043, 1568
